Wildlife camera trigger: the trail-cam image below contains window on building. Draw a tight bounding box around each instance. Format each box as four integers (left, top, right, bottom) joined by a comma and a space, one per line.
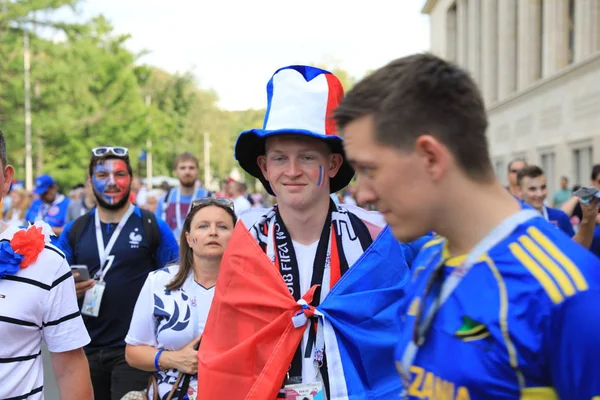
573, 146, 593, 186
540, 152, 556, 195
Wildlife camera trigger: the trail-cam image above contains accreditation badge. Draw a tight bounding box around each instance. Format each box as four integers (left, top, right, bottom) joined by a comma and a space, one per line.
284, 381, 324, 400
81, 281, 105, 317
186, 378, 198, 400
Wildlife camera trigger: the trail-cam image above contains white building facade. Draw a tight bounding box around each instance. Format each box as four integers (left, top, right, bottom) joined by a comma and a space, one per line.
422, 0, 600, 193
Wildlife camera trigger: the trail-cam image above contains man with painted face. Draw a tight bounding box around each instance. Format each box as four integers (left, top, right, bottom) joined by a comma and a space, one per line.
25, 174, 71, 235
57, 146, 179, 400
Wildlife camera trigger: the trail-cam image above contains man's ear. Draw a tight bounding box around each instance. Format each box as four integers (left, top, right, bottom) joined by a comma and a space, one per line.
414, 134, 450, 182
327, 153, 343, 178
257, 156, 269, 181
2, 165, 14, 198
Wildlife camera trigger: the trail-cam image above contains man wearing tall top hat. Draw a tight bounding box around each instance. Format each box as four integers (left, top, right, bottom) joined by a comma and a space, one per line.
198, 66, 430, 399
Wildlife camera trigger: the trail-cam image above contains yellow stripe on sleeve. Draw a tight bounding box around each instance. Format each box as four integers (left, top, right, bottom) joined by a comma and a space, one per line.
509, 243, 565, 304
520, 387, 559, 400
518, 236, 576, 297
527, 227, 589, 291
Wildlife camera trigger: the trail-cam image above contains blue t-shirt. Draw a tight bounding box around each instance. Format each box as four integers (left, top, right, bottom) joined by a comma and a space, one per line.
25, 195, 70, 227
587, 226, 600, 259
545, 206, 575, 237
57, 206, 179, 352
395, 216, 600, 399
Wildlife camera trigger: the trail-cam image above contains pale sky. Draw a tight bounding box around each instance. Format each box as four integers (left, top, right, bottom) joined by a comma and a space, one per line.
64, 0, 430, 110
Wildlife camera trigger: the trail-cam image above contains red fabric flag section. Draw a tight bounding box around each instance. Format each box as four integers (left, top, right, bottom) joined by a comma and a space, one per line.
198, 221, 316, 400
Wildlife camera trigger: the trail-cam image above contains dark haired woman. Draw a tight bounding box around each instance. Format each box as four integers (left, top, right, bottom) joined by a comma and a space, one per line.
124, 198, 236, 399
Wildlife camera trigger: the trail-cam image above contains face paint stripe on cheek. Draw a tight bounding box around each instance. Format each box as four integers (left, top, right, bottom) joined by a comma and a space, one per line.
317, 165, 324, 187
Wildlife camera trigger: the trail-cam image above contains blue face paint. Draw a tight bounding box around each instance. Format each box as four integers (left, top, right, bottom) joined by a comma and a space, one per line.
317, 165, 324, 187
92, 159, 131, 205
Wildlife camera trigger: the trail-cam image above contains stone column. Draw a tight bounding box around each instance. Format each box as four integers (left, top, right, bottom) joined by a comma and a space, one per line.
593, 0, 600, 53
543, 0, 570, 77
481, 0, 498, 105
575, 0, 590, 62
468, 0, 481, 82
575, 0, 600, 61
518, 0, 542, 89
446, 6, 458, 62
457, 0, 469, 68
498, 0, 517, 99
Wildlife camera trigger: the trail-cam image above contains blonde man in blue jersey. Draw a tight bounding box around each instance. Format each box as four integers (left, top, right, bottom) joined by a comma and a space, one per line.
335, 53, 600, 400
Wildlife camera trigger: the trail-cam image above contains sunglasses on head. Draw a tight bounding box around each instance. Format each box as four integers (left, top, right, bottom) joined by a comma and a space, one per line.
190, 197, 235, 211
91, 146, 129, 158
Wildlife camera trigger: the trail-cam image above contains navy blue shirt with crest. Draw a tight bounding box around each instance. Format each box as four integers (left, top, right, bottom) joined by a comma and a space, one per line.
57, 206, 179, 352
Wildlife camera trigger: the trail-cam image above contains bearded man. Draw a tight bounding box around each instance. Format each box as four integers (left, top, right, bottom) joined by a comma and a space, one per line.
57, 146, 179, 400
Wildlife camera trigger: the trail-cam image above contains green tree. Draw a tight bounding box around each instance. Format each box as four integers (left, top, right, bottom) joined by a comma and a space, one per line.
0, 0, 271, 193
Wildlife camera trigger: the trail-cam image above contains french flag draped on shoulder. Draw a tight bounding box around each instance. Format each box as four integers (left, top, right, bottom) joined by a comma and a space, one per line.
197, 215, 411, 400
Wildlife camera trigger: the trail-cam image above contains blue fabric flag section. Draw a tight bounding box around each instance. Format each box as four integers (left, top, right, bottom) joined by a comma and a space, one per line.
318, 225, 410, 399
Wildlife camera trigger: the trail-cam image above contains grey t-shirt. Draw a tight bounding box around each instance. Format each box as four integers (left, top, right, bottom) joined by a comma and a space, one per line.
65, 199, 93, 224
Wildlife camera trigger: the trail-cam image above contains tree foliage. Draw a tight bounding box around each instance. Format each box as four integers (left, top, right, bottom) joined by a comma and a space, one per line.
0, 1, 357, 192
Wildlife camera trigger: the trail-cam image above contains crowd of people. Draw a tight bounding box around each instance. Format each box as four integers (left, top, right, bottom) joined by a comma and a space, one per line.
0, 53, 598, 400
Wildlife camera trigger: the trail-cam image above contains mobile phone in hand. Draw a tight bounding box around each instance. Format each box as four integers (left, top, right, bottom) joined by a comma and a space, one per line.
71, 265, 90, 282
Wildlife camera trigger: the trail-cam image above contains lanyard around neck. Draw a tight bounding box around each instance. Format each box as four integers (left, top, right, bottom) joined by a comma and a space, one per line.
94, 204, 135, 282
400, 209, 541, 376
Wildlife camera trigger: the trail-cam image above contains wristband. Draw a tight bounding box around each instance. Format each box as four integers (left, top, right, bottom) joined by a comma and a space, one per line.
154, 349, 165, 371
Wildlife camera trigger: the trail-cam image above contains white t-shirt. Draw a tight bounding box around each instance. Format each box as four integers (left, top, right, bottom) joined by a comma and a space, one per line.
126, 264, 215, 399
233, 195, 252, 217
0, 223, 90, 399
239, 205, 387, 388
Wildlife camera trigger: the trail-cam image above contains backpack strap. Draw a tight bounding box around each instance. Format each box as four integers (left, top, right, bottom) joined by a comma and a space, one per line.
161, 187, 173, 221
68, 213, 92, 255
163, 187, 173, 205
140, 208, 161, 266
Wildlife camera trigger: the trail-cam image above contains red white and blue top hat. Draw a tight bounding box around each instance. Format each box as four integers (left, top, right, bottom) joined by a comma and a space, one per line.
235, 65, 354, 196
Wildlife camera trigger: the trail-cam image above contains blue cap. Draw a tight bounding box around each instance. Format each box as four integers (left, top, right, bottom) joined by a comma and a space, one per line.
33, 174, 55, 195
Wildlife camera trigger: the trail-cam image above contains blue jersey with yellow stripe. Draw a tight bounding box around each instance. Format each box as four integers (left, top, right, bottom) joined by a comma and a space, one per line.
395, 216, 600, 400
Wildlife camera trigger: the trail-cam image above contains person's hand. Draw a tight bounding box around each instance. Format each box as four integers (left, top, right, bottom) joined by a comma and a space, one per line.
163, 335, 202, 374
73, 272, 95, 298
579, 197, 599, 225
